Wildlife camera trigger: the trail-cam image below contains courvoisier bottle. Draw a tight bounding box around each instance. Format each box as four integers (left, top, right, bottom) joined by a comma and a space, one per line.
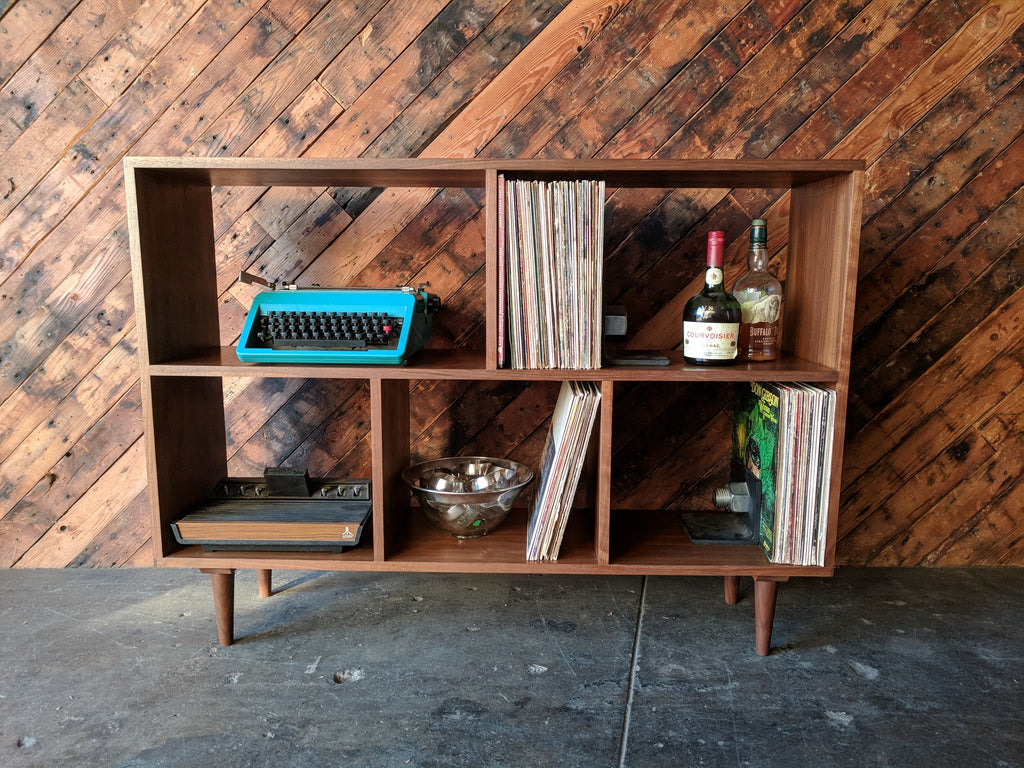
682, 230, 741, 365
732, 218, 783, 361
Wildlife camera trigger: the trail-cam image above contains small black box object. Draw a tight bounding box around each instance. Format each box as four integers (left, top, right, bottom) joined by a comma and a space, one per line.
604, 348, 670, 366
264, 466, 311, 496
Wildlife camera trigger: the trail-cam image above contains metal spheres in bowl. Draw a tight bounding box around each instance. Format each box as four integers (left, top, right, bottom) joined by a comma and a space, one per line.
401, 457, 534, 538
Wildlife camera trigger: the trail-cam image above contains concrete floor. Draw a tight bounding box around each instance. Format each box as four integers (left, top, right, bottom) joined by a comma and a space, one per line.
0, 567, 1021, 767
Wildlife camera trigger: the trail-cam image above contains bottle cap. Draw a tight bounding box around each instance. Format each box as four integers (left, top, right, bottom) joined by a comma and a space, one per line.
750, 219, 767, 246
707, 231, 725, 266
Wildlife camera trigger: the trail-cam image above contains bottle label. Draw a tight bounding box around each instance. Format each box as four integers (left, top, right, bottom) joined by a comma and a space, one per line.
683, 321, 739, 359
706, 267, 724, 287
738, 322, 779, 358
737, 294, 782, 360
739, 294, 781, 325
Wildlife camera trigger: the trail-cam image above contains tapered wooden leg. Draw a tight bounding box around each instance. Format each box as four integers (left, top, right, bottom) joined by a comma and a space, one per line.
724, 575, 740, 605
201, 568, 235, 646
257, 569, 272, 598
753, 577, 786, 656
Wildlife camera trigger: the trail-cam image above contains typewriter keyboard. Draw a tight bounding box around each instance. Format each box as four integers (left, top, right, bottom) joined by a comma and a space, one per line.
253, 310, 404, 350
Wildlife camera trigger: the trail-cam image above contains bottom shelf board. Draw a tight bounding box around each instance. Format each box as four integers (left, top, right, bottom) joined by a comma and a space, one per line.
385, 506, 599, 570
159, 509, 829, 576
162, 541, 378, 571
610, 510, 767, 568
610, 510, 831, 575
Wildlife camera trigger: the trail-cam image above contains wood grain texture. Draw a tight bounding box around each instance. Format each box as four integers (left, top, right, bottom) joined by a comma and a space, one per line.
1, 0, 1021, 568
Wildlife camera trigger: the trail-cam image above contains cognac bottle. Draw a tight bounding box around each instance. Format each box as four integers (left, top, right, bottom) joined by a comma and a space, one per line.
732, 218, 783, 361
682, 231, 741, 365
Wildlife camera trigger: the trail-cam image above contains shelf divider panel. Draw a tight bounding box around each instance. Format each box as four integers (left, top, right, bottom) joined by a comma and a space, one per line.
372, 378, 410, 562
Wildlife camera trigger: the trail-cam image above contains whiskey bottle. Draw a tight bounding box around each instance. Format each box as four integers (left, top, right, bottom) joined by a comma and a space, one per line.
732, 218, 783, 361
682, 231, 741, 365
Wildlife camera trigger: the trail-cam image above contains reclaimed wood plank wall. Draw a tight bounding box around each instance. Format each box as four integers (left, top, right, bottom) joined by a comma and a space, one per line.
1, 0, 1021, 568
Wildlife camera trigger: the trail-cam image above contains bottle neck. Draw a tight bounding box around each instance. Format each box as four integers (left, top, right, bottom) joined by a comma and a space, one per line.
705, 230, 725, 290
748, 219, 768, 273
747, 242, 768, 272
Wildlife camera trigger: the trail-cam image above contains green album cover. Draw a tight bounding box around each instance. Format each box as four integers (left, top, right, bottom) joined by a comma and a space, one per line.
732, 382, 780, 559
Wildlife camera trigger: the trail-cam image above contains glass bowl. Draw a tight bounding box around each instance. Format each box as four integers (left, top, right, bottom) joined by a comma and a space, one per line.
401, 456, 534, 538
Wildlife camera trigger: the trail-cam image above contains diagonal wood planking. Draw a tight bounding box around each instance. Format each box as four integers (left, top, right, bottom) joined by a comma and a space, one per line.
0, 0, 1021, 568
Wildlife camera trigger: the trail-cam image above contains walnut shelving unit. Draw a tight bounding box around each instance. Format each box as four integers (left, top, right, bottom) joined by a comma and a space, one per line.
125, 157, 864, 655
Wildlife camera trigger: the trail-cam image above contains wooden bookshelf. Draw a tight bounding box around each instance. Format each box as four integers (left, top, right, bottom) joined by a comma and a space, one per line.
126, 156, 864, 655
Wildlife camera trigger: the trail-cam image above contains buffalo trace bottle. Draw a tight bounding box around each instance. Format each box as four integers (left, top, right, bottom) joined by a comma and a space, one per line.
682, 231, 741, 365
732, 218, 783, 361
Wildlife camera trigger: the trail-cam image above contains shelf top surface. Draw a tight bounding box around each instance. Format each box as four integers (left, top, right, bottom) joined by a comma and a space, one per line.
124, 156, 866, 189
147, 347, 840, 383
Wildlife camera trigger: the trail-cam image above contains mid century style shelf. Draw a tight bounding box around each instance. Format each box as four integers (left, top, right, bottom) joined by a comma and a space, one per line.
125, 156, 864, 655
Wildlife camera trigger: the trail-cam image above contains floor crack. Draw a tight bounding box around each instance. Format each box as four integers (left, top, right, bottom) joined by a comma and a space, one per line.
617, 575, 648, 767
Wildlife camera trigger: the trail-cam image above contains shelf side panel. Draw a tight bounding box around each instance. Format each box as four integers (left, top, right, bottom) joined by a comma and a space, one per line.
788, 170, 864, 569
147, 377, 228, 559
127, 167, 220, 366
595, 380, 615, 564
372, 378, 411, 561
785, 171, 863, 371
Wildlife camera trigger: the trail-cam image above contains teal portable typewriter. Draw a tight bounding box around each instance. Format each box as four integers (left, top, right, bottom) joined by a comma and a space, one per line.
235, 272, 441, 365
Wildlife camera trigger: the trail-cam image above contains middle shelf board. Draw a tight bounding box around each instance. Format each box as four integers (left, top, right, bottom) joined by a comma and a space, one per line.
149, 348, 840, 383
